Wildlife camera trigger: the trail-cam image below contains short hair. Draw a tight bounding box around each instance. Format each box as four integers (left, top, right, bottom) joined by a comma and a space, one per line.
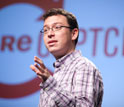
42, 8, 79, 45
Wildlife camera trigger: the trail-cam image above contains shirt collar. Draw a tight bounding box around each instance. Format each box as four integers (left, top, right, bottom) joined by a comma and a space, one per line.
53, 50, 82, 68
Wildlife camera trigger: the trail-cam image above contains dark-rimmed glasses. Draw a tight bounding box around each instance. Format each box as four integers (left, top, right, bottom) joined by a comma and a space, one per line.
40, 25, 73, 34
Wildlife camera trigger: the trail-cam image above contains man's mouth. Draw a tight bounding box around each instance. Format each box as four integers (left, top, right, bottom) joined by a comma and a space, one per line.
48, 40, 58, 46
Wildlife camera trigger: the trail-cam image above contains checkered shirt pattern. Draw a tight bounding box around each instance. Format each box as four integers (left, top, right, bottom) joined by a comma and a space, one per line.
39, 50, 103, 107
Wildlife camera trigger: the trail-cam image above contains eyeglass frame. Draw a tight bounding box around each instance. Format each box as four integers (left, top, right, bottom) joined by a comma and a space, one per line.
40, 25, 73, 34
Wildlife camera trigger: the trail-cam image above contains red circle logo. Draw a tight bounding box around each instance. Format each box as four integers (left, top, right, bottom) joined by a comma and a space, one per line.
0, 0, 63, 98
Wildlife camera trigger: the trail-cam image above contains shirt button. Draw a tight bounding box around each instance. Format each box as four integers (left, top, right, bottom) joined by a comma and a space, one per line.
45, 88, 48, 90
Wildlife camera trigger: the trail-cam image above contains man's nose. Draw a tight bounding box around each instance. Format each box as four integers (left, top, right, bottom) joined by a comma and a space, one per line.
47, 29, 55, 38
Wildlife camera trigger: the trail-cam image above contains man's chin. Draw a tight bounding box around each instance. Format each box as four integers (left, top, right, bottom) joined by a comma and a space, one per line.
49, 49, 61, 56
48, 48, 57, 54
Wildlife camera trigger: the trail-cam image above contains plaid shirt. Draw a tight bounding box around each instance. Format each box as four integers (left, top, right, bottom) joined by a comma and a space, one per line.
39, 50, 103, 107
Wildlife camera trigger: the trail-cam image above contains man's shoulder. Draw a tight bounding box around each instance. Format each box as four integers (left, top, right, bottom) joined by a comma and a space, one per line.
75, 56, 95, 65
71, 50, 98, 71
74, 56, 99, 72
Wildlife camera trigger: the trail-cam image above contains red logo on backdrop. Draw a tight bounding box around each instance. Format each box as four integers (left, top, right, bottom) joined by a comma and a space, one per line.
0, 0, 64, 98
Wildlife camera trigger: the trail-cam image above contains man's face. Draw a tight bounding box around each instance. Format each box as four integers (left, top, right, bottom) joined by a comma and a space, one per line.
43, 15, 76, 59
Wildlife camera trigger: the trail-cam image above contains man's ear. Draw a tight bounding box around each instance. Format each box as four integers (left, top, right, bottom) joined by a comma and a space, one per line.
71, 28, 79, 41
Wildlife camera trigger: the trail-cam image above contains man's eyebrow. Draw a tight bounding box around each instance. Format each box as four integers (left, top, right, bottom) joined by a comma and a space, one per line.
53, 22, 63, 25
43, 22, 63, 28
43, 25, 48, 28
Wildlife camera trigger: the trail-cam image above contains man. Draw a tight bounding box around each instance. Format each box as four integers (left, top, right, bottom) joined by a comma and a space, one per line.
30, 8, 103, 107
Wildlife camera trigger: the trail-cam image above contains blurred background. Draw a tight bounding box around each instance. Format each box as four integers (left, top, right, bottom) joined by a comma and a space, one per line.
0, 0, 124, 107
